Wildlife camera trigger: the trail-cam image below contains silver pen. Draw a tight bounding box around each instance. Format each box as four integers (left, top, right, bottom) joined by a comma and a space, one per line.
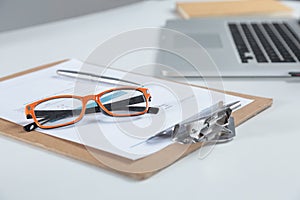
56, 69, 141, 86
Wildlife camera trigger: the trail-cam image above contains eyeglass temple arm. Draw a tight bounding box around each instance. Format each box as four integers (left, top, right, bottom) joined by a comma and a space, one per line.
23, 106, 159, 132
31, 95, 159, 118
24, 95, 159, 132
31, 105, 158, 119
31, 94, 159, 117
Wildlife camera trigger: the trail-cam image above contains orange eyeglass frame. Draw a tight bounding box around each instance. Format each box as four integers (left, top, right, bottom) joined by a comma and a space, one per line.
24, 87, 154, 131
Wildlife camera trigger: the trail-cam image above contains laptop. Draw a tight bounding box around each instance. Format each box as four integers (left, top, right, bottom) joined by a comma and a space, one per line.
158, 17, 300, 77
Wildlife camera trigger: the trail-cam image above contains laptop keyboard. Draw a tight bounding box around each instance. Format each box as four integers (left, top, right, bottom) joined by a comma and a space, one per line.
229, 22, 300, 63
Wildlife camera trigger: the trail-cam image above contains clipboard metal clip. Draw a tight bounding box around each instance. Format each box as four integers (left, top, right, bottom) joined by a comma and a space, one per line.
146, 101, 240, 145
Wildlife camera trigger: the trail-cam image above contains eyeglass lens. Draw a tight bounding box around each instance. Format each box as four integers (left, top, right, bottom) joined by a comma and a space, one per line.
100, 89, 147, 116
34, 97, 83, 127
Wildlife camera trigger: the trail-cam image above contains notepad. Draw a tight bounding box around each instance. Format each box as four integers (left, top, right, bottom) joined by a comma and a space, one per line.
176, 0, 292, 19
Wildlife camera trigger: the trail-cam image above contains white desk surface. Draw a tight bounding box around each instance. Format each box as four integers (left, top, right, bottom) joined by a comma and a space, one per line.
1, 1, 300, 199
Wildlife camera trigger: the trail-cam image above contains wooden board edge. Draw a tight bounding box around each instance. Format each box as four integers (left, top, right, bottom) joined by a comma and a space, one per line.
0, 59, 69, 82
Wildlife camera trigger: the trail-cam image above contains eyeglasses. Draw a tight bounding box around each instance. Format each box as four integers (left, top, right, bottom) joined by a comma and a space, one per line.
23, 87, 159, 132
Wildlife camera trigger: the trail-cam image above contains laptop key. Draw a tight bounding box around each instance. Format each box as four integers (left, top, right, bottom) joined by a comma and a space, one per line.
241, 23, 268, 63
274, 23, 300, 61
228, 23, 250, 63
283, 23, 300, 44
262, 23, 296, 63
251, 23, 281, 63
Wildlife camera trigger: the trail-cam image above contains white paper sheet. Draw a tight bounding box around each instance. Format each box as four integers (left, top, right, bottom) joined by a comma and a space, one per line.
0, 59, 253, 160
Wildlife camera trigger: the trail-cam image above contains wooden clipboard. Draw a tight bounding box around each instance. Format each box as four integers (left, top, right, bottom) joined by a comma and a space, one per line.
0, 60, 272, 180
